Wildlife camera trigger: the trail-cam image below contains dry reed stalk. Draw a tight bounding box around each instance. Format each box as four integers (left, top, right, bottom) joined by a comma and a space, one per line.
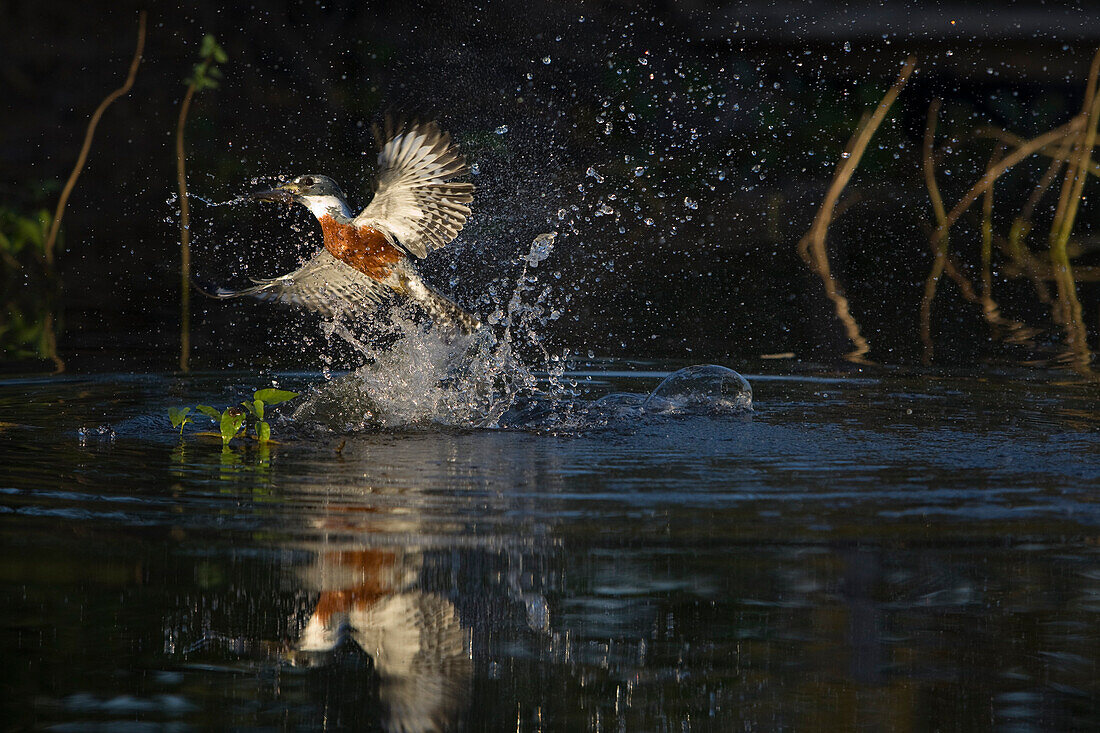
978, 127, 1100, 178
1049, 83, 1100, 371
1040, 48, 1100, 374
930, 118, 1083, 251
919, 99, 948, 363
176, 53, 219, 373
980, 146, 1003, 329
977, 146, 1038, 345
923, 103, 1053, 360
1002, 150, 1067, 304
797, 55, 917, 363
44, 12, 147, 266
1048, 47, 1100, 255
917, 102, 988, 356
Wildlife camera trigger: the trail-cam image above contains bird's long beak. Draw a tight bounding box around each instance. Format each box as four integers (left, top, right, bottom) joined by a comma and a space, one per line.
248, 183, 297, 203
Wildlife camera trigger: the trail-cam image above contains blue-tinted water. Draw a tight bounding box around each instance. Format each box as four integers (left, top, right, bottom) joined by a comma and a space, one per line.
1, 366, 1099, 730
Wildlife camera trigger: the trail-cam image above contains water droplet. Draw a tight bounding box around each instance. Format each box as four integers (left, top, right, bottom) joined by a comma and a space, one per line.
521, 232, 556, 267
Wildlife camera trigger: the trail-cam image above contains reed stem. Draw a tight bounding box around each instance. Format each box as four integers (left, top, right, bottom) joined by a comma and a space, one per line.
45, 12, 146, 266
175, 55, 216, 373
920, 99, 947, 364
797, 55, 917, 363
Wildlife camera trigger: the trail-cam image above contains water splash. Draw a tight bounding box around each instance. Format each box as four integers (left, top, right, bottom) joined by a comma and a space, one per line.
285, 234, 751, 433
292, 233, 574, 431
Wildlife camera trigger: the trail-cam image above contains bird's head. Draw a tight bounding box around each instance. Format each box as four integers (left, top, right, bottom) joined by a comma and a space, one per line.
250, 174, 351, 219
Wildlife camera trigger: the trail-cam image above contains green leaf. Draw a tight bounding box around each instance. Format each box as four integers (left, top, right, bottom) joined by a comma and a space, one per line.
254, 400, 264, 420
199, 34, 221, 59
219, 410, 246, 447
257, 421, 271, 443
195, 404, 221, 421
168, 406, 191, 428
240, 400, 257, 417
254, 389, 298, 406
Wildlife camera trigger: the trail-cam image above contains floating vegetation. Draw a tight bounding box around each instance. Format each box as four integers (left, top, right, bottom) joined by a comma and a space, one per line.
176, 34, 228, 373
171, 387, 298, 447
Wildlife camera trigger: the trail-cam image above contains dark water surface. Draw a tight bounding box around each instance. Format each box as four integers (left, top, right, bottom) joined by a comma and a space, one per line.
2, 366, 1100, 730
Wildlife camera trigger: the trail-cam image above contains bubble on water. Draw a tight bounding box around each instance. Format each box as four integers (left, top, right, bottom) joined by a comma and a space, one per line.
495, 125, 509, 135
642, 365, 752, 414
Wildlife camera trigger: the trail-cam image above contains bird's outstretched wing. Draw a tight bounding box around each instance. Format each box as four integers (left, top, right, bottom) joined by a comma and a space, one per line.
352, 116, 474, 259
206, 248, 392, 317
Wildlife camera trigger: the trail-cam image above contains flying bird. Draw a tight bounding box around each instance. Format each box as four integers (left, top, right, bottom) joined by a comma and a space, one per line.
210, 117, 481, 335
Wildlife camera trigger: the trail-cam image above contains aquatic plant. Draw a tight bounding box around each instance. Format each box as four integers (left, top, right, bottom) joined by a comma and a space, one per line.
44, 12, 146, 266
240, 388, 298, 443
176, 34, 228, 372
167, 406, 193, 437
0, 206, 62, 369
195, 405, 246, 449
172, 388, 298, 447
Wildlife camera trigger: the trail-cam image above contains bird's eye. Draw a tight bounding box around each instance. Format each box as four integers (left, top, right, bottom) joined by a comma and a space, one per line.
299, 176, 315, 186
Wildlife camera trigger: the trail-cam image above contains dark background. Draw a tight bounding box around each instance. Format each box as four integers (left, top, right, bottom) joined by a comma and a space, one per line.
4, 0, 1100, 371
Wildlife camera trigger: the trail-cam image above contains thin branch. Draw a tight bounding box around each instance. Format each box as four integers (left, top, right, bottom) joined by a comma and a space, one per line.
44, 12, 147, 266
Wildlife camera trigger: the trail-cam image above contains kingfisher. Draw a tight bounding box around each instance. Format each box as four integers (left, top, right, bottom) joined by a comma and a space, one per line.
210, 117, 481, 334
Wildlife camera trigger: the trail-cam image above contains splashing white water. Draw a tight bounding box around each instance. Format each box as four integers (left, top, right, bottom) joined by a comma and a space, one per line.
292, 233, 574, 431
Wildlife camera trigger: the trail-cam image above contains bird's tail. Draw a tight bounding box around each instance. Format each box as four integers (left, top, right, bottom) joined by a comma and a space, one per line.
399, 273, 481, 336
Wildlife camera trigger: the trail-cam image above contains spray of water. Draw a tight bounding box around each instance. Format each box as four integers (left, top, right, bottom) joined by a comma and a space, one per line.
290, 232, 575, 431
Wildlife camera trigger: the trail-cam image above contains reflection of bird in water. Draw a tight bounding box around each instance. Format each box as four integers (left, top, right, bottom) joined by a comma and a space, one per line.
210, 117, 481, 335
292, 547, 471, 733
